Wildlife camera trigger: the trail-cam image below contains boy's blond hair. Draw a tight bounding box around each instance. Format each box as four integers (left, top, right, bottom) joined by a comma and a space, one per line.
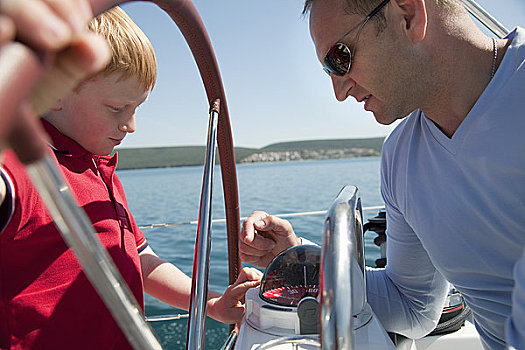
88, 6, 157, 91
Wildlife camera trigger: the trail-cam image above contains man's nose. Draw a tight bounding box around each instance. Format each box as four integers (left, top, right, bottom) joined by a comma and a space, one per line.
331, 74, 354, 102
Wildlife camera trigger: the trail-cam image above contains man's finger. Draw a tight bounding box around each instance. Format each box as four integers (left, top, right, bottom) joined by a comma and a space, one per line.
239, 252, 265, 267
0, 42, 42, 141
239, 240, 268, 257
0, 16, 15, 44
241, 211, 269, 243
248, 232, 276, 251
1, 0, 72, 50
41, 0, 93, 37
259, 215, 293, 234
31, 32, 110, 115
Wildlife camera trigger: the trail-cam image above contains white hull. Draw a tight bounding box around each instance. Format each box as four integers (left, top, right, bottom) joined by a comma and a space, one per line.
400, 319, 483, 350
235, 304, 395, 349
234, 303, 482, 350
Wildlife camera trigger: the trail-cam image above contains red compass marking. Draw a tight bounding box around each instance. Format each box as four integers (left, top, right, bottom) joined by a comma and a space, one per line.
262, 285, 319, 306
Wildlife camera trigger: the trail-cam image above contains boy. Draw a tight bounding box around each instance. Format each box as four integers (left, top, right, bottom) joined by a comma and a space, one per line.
0, 7, 261, 349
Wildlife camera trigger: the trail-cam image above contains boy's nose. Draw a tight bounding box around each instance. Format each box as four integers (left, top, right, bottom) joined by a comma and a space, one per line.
119, 114, 136, 133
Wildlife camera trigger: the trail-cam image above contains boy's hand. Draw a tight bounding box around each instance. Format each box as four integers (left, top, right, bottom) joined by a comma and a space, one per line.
239, 211, 302, 268
208, 267, 262, 325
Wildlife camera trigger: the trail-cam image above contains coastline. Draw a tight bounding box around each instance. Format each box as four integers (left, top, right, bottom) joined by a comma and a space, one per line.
116, 137, 385, 170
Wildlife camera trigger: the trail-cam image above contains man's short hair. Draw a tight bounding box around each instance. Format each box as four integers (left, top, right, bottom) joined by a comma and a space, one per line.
302, 0, 462, 34
302, 0, 388, 32
88, 6, 157, 91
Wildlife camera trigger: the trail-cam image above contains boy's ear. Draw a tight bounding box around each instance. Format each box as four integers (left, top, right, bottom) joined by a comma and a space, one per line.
390, 0, 427, 42
51, 99, 63, 111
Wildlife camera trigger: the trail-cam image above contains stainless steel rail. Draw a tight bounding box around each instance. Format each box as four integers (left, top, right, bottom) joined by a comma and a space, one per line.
220, 331, 238, 350
320, 185, 365, 350
254, 335, 320, 350
26, 156, 162, 350
186, 101, 220, 350
462, 0, 510, 38
146, 313, 189, 322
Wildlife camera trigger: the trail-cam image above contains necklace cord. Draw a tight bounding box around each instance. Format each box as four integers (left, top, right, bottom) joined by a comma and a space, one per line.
491, 38, 497, 78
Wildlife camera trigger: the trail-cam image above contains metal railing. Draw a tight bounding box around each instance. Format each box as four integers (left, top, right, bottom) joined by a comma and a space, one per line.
462, 0, 510, 38
320, 185, 365, 350
186, 101, 220, 350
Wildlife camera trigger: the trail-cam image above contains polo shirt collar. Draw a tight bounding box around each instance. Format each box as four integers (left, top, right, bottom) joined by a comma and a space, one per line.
41, 119, 116, 165
42, 119, 90, 158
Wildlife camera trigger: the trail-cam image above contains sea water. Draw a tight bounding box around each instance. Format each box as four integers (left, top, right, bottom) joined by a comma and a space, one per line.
118, 157, 383, 349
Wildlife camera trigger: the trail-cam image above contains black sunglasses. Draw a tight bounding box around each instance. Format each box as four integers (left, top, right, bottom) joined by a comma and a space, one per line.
323, 0, 390, 77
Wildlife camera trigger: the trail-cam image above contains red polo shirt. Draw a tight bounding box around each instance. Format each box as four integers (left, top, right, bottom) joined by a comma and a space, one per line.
0, 121, 148, 349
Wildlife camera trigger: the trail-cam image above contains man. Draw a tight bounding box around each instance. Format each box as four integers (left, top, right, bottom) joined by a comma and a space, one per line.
239, 0, 525, 349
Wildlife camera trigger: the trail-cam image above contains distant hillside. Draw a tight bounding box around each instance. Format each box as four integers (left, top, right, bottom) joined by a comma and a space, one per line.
116, 137, 385, 170
262, 138, 385, 152
116, 146, 257, 170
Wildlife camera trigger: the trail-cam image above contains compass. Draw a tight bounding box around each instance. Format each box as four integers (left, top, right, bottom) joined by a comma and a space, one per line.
259, 245, 321, 306
245, 245, 322, 336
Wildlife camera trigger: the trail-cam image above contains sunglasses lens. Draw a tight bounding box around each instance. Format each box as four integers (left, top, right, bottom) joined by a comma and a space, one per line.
323, 43, 351, 76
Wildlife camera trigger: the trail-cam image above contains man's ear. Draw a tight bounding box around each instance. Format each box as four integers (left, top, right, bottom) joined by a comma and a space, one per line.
390, 0, 427, 42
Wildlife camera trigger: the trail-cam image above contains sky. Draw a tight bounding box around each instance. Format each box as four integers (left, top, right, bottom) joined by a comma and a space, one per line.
119, 0, 524, 149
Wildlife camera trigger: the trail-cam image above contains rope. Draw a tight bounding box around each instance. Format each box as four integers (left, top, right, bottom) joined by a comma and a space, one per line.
138, 205, 385, 229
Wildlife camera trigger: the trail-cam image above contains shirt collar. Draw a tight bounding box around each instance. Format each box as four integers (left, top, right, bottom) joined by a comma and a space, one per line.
41, 119, 116, 164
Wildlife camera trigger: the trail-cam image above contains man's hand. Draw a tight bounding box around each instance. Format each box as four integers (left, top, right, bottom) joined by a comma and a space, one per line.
207, 267, 262, 324
239, 211, 302, 268
0, 15, 15, 44
0, 0, 110, 172
1, 0, 93, 50
0, 0, 111, 115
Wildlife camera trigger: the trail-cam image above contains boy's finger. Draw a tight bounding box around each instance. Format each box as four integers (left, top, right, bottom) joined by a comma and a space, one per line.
235, 269, 262, 285
227, 280, 261, 302
239, 267, 263, 281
